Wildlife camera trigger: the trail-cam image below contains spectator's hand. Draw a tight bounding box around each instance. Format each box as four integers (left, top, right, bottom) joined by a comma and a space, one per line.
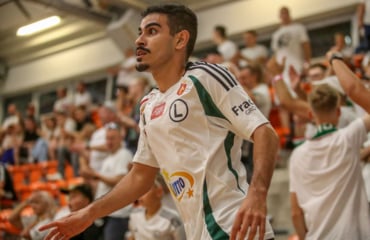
289, 65, 301, 89
80, 168, 97, 179
230, 190, 267, 240
39, 208, 93, 240
266, 56, 285, 77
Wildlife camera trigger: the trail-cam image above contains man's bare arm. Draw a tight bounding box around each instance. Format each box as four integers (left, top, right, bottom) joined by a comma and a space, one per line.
291, 192, 307, 240
231, 124, 278, 240
40, 163, 159, 239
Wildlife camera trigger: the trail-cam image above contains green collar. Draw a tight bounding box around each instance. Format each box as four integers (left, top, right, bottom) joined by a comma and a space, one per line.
312, 123, 337, 140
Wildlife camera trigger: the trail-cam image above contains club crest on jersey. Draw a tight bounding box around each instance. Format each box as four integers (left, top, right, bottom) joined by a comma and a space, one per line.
176, 78, 193, 96
169, 99, 188, 122
231, 99, 256, 116
151, 102, 166, 120
162, 169, 195, 202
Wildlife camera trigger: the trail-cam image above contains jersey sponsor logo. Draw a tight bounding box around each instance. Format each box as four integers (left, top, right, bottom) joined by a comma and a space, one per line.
232, 99, 256, 116
162, 169, 195, 202
176, 78, 193, 96
151, 102, 166, 120
169, 99, 188, 122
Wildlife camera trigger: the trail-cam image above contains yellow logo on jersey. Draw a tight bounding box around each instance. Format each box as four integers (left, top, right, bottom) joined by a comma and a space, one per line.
162, 169, 195, 202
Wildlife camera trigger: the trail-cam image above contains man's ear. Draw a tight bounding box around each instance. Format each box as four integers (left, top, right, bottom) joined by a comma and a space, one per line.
175, 30, 190, 50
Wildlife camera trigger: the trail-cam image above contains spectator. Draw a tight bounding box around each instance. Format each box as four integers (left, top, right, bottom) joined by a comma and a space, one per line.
59, 184, 104, 240
329, 32, 353, 61
289, 84, 370, 239
53, 87, 73, 113
74, 82, 92, 108
0, 124, 23, 165
1, 104, 20, 131
128, 176, 185, 240
81, 122, 133, 240
9, 191, 57, 240
0, 164, 17, 208
212, 25, 239, 64
239, 30, 269, 66
79, 103, 117, 192
23, 117, 49, 163
357, 0, 370, 52
271, 6, 311, 93
118, 76, 150, 154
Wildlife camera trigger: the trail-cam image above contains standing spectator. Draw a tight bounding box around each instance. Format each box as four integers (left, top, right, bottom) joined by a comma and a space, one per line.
128, 176, 185, 240
212, 25, 239, 64
9, 191, 57, 240
239, 30, 269, 66
289, 84, 370, 239
271, 6, 311, 92
53, 87, 73, 113
82, 122, 133, 240
358, 0, 370, 52
0, 164, 17, 208
74, 82, 92, 108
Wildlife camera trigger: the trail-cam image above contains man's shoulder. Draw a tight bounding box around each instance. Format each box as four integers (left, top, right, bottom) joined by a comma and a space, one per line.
185, 61, 238, 91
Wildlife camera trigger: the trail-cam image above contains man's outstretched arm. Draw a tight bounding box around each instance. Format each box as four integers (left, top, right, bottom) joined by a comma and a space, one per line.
40, 163, 159, 240
231, 123, 278, 240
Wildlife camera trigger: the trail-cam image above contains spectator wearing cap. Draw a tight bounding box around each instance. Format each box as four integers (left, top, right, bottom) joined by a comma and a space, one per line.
81, 122, 133, 240
57, 184, 104, 240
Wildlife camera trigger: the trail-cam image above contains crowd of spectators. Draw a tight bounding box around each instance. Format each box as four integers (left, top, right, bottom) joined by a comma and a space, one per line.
0, 3, 370, 240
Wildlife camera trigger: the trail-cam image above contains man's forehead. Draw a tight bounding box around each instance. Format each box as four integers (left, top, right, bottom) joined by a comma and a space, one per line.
140, 13, 167, 28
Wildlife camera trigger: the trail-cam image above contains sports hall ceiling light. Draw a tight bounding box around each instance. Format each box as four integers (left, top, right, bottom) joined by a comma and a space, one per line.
17, 16, 61, 36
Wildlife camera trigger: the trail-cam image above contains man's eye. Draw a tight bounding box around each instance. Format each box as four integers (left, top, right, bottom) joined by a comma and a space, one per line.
149, 28, 157, 34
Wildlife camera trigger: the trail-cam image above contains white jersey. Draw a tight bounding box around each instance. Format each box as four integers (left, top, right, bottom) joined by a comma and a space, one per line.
290, 119, 370, 240
133, 61, 274, 239
129, 206, 185, 240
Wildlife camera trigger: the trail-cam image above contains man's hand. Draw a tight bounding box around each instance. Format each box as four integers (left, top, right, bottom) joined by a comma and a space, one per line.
39, 208, 93, 240
230, 189, 267, 240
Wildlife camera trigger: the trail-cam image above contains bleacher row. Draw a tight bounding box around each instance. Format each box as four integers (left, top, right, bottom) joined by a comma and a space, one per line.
0, 161, 84, 237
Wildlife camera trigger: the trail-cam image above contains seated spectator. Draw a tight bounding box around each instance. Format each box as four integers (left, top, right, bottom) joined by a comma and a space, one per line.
212, 25, 239, 64
239, 30, 269, 66
81, 122, 133, 240
289, 84, 370, 239
9, 191, 57, 240
54, 87, 73, 113
128, 176, 185, 240
73, 106, 93, 132
58, 184, 104, 240
1, 104, 21, 131
22, 117, 48, 163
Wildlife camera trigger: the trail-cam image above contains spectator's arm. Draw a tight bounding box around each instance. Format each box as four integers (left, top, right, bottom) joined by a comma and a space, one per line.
9, 200, 29, 229
302, 41, 311, 64
95, 173, 124, 187
291, 192, 307, 240
358, 3, 365, 28
329, 53, 370, 113
118, 113, 139, 132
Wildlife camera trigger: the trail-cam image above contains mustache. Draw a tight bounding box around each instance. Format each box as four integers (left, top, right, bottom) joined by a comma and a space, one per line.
136, 46, 151, 54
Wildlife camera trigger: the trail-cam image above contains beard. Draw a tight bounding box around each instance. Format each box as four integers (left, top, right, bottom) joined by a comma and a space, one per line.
136, 63, 150, 72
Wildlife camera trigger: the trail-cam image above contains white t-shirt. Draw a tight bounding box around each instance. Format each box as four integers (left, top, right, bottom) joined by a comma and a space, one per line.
1, 115, 19, 131
217, 40, 238, 61
95, 147, 133, 218
252, 84, 271, 118
240, 45, 268, 62
290, 118, 370, 240
134, 61, 274, 239
21, 216, 52, 240
54, 96, 73, 112
74, 91, 92, 107
272, 23, 309, 91
89, 127, 109, 172
129, 206, 185, 240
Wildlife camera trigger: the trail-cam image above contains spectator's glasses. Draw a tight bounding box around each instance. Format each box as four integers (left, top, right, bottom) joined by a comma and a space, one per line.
104, 122, 120, 130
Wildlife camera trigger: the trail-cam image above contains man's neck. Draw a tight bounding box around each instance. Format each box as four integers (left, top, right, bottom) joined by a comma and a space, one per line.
152, 62, 186, 93
145, 202, 161, 220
